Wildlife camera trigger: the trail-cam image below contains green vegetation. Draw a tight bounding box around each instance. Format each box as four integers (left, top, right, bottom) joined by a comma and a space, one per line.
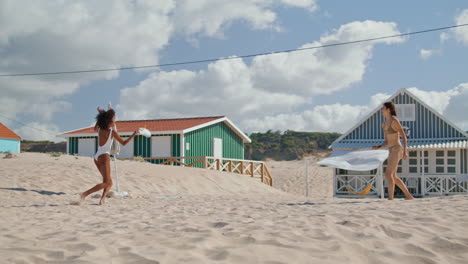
3, 151, 13, 159
49, 152, 65, 157
245, 130, 340, 161
21, 140, 54, 144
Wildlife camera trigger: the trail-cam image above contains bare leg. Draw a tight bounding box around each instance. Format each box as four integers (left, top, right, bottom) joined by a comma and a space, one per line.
80, 155, 112, 205
385, 171, 395, 200
386, 148, 401, 200
393, 172, 414, 200
99, 157, 113, 205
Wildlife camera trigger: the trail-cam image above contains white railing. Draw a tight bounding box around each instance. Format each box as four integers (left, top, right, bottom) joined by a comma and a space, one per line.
335, 173, 468, 197
142, 156, 273, 186
335, 174, 379, 197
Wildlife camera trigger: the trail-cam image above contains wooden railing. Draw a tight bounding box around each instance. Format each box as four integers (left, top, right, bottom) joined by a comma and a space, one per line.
142, 156, 273, 186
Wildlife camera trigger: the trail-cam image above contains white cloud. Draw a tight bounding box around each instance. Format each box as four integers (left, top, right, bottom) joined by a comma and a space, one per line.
440, 32, 450, 43
454, 9, 468, 45
240, 84, 468, 133
280, 0, 318, 12
14, 122, 62, 142
241, 103, 370, 133
406, 87, 457, 114
420, 49, 440, 60
172, 0, 318, 37
118, 20, 404, 128
118, 58, 306, 120
252, 20, 404, 96
437, 83, 468, 129
0, 0, 174, 127
0, 0, 319, 131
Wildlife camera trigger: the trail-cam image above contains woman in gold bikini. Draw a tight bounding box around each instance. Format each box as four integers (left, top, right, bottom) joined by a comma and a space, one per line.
372, 102, 414, 200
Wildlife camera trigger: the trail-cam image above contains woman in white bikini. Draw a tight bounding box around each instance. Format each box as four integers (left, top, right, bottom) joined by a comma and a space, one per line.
78, 107, 138, 205
372, 102, 414, 200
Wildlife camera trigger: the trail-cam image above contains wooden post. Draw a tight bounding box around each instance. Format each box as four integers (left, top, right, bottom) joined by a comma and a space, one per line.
250, 162, 254, 177
260, 163, 264, 183
421, 150, 425, 197
216, 159, 220, 171
203, 157, 207, 169
240, 161, 244, 175
228, 160, 233, 172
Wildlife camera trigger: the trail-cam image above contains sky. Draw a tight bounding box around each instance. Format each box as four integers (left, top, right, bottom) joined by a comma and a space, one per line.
1, 0, 468, 142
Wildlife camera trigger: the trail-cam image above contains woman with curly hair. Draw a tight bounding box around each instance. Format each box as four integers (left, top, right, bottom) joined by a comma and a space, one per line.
77, 107, 138, 205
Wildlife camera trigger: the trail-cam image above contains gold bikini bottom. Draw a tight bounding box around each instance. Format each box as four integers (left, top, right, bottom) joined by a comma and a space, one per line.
388, 145, 403, 159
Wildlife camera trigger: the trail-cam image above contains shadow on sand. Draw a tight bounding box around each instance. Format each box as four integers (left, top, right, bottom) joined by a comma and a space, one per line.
0, 187, 65, 196
286, 200, 379, 206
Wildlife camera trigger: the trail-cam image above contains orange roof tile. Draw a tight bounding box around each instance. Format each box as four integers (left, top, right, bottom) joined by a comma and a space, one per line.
64, 116, 224, 135
0, 123, 21, 140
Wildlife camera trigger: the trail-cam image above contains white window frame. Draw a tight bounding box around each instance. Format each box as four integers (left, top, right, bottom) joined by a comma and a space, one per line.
430, 149, 459, 174
407, 150, 429, 175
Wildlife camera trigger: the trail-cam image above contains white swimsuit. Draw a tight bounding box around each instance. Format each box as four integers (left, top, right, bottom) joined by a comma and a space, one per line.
94, 128, 113, 160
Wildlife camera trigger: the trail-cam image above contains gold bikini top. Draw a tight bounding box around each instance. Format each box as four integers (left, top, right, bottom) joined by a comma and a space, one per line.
385, 119, 398, 134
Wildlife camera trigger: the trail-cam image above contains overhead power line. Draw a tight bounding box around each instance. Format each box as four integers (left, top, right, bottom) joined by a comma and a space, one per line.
1, 23, 467, 77
0, 113, 60, 137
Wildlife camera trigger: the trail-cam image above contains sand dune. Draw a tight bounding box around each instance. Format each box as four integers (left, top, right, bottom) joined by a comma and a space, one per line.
1, 153, 467, 263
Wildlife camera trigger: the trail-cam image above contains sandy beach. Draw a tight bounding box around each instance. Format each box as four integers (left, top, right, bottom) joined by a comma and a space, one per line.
1, 153, 467, 263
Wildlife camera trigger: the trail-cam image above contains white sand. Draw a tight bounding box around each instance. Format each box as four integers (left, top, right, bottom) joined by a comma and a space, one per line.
1, 153, 467, 263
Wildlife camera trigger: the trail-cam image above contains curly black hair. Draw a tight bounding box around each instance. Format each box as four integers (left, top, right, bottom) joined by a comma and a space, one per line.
94, 109, 115, 131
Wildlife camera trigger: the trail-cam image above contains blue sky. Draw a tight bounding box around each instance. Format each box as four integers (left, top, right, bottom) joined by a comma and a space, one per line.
1, 1, 468, 141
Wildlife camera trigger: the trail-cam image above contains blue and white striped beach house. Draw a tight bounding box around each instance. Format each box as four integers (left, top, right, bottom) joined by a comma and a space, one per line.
329, 88, 468, 198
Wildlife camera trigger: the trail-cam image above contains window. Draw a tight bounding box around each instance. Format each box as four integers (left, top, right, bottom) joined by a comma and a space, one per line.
434, 150, 457, 174
408, 150, 428, 174
448, 150, 456, 173
395, 104, 416, 121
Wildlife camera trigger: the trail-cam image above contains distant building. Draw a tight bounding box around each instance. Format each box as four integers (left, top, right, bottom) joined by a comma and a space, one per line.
0, 123, 21, 153
329, 88, 468, 197
58, 116, 251, 166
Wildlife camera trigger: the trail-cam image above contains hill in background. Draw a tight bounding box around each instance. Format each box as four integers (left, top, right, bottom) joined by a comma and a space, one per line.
245, 130, 340, 161
20, 130, 341, 161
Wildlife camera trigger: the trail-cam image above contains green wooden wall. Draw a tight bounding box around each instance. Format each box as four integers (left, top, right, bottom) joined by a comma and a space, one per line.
184, 122, 244, 168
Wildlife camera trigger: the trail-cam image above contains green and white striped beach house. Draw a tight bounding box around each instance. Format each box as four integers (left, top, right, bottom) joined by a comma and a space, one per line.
59, 116, 251, 167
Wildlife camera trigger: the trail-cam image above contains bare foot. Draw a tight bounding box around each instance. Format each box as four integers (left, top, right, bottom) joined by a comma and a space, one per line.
405, 196, 414, 200
71, 193, 86, 205
99, 198, 105, 205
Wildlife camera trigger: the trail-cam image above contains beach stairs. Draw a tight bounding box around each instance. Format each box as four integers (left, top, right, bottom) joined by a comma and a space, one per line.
143, 156, 273, 186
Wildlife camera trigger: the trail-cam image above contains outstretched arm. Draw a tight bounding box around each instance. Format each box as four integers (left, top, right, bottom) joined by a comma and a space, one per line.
112, 130, 138, 146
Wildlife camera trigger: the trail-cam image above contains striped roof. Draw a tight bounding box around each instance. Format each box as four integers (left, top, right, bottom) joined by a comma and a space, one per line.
331, 88, 468, 149
332, 140, 468, 150
0, 123, 21, 140
62, 116, 224, 135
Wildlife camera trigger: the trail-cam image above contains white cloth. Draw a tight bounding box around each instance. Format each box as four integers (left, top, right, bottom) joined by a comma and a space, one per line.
318, 150, 388, 171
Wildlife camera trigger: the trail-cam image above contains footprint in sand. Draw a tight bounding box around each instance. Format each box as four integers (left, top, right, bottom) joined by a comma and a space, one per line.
210, 222, 229, 228
379, 225, 412, 239
112, 251, 160, 264
430, 237, 468, 253
65, 243, 96, 252
403, 243, 437, 258
205, 248, 229, 261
